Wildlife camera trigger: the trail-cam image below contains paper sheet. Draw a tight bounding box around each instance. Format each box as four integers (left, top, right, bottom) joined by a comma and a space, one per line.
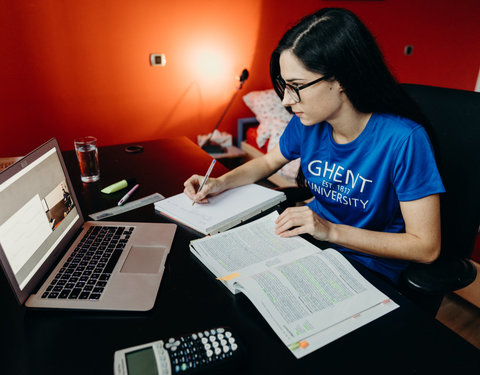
155, 184, 285, 234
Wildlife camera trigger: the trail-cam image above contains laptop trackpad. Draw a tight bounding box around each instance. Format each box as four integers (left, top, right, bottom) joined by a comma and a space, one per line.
120, 246, 166, 274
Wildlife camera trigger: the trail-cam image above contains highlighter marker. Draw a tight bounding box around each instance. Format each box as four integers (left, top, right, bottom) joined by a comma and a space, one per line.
101, 178, 136, 194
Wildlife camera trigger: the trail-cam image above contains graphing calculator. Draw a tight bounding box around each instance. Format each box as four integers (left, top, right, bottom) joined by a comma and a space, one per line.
114, 327, 243, 375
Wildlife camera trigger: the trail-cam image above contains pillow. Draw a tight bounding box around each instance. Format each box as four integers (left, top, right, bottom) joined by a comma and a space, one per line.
242, 89, 292, 148
243, 89, 299, 181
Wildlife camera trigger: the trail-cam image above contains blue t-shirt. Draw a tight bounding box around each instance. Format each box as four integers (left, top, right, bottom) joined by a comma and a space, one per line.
279, 113, 445, 283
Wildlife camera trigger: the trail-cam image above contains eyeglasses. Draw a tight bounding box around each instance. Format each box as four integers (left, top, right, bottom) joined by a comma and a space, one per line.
275, 75, 328, 103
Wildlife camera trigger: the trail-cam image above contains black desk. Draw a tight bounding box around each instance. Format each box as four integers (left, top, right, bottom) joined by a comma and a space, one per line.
1, 137, 479, 374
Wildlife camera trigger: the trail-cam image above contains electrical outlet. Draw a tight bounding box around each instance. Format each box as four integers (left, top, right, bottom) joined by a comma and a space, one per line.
404, 45, 414, 56
150, 53, 166, 66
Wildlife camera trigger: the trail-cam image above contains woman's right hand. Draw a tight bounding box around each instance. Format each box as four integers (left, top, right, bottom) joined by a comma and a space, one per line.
183, 175, 224, 204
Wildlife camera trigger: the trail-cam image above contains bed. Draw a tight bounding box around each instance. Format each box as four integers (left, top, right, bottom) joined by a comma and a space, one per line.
237, 89, 299, 187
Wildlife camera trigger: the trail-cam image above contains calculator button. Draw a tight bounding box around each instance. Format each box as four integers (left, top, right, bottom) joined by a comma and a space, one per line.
142, 327, 240, 373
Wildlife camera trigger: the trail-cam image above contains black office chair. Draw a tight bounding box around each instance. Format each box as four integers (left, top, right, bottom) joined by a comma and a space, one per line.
279, 84, 480, 316
397, 84, 479, 315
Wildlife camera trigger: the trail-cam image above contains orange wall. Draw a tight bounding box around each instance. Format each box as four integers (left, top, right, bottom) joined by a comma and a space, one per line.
1, 0, 479, 156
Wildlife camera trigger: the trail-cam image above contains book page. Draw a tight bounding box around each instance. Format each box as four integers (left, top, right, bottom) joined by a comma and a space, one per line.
235, 248, 398, 358
190, 211, 398, 357
190, 212, 319, 282
155, 184, 284, 234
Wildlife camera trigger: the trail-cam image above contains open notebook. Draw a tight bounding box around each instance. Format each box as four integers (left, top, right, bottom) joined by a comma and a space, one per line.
189, 212, 399, 358
154, 184, 285, 235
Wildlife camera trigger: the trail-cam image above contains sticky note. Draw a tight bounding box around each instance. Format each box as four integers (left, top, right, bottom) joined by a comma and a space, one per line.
217, 272, 240, 281
299, 340, 309, 349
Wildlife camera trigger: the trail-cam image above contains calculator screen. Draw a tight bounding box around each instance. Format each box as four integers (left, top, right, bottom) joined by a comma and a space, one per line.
125, 347, 158, 375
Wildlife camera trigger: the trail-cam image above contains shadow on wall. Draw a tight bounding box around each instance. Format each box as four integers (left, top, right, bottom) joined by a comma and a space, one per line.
152, 81, 204, 138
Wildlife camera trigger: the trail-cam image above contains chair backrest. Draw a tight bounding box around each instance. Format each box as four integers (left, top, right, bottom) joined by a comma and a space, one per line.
401, 84, 480, 261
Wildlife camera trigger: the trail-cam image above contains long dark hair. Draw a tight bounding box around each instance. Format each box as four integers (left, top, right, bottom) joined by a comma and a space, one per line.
270, 8, 428, 126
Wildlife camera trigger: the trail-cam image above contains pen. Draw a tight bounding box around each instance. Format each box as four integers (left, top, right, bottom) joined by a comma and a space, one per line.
118, 184, 139, 206
192, 159, 216, 206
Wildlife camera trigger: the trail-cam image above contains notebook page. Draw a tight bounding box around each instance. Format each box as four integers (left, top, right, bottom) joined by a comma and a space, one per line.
155, 184, 284, 234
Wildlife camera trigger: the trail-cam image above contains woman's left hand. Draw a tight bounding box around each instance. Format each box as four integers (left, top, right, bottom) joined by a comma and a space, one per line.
274, 206, 333, 241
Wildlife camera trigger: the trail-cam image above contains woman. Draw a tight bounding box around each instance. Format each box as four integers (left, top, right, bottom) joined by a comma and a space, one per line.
184, 8, 444, 284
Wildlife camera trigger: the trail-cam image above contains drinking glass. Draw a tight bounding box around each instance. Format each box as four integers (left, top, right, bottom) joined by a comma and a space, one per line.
74, 136, 100, 183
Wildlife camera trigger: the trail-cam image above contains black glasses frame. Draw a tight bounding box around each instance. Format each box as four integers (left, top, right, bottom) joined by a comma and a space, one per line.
275, 75, 328, 103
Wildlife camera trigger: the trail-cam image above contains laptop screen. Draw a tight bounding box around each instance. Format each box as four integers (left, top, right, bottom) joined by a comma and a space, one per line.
0, 144, 81, 291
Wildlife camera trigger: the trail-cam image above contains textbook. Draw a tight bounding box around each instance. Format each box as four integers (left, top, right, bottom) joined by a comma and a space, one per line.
154, 184, 285, 235
189, 212, 399, 358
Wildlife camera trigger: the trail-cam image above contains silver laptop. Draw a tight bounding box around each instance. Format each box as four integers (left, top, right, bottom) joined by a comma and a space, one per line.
0, 138, 176, 311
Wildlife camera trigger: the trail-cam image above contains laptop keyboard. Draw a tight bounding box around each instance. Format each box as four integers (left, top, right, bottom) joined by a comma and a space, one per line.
41, 225, 134, 301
